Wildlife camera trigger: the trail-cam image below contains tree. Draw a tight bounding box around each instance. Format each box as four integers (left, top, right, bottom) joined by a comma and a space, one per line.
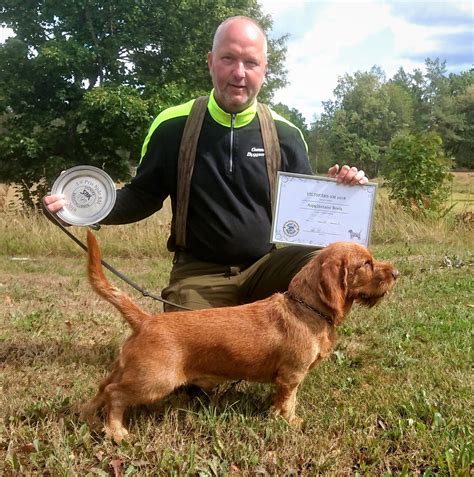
271, 103, 308, 134
452, 83, 474, 168
392, 66, 430, 130
382, 131, 453, 214
0, 0, 288, 207
309, 61, 473, 178
309, 67, 415, 177
390, 60, 473, 163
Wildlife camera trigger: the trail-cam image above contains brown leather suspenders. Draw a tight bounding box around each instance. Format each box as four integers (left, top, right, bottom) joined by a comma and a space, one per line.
258, 102, 282, 208
174, 96, 209, 249
174, 96, 281, 250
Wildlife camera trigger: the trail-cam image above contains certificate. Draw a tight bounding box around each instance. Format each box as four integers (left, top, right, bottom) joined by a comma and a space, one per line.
271, 172, 377, 247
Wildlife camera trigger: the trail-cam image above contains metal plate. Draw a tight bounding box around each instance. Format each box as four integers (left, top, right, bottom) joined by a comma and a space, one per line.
51, 165, 116, 226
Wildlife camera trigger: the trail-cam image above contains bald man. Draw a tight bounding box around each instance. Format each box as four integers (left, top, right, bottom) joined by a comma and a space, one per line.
44, 16, 368, 311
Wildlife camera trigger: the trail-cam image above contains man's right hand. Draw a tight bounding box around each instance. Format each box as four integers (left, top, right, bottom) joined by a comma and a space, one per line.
43, 194, 66, 213
42, 194, 71, 227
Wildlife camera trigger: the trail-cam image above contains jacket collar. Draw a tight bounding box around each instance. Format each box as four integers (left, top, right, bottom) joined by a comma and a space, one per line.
208, 89, 257, 128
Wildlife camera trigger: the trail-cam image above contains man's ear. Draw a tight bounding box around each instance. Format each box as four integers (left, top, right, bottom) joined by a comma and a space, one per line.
207, 51, 213, 71
261, 63, 268, 86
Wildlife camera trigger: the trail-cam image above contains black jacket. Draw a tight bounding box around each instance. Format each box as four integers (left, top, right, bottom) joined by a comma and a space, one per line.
103, 91, 312, 264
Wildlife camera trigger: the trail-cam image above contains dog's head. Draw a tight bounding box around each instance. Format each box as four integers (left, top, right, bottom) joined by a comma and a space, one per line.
288, 242, 399, 325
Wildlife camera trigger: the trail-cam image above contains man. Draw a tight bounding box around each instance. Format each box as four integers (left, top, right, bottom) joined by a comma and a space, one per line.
44, 16, 368, 311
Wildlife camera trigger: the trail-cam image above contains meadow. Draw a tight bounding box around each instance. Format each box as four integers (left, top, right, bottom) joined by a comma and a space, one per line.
0, 174, 472, 476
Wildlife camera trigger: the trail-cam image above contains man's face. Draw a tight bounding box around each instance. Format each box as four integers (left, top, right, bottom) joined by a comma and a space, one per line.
208, 20, 267, 114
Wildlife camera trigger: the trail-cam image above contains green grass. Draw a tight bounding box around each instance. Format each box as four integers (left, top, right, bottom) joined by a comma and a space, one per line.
1, 176, 473, 475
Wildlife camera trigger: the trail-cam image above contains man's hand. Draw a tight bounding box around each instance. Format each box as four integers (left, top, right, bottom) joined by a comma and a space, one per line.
43, 194, 66, 213
328, 165, 369, 185
42, 193, 70, 227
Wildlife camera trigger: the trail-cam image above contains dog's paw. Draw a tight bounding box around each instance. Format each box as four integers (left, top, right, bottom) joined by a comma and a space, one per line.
105, 425, 129, 444
270, 407, 304, 429
288, 415, 303, 429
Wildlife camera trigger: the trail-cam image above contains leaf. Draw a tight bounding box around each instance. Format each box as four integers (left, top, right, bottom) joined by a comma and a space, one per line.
19, 443, 36, 454
111, 457, 123, 477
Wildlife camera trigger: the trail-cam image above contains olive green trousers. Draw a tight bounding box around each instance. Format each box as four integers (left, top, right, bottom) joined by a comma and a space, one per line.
161, 245, 319, 312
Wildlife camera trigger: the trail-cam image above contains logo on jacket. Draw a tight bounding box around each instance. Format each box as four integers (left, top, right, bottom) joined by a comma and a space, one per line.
246, 147, 265, 158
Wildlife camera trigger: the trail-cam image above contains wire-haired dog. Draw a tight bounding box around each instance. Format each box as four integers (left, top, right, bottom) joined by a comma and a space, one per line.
81, 231, 399, 442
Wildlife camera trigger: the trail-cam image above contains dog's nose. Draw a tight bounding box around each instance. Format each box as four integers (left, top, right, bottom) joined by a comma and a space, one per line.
392, 269, 400, 280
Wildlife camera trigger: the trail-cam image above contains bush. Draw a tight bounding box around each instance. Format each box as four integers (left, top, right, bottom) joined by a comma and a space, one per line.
382, 131, 453, 214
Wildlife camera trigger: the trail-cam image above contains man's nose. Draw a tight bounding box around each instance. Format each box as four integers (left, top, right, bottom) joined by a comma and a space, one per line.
233, 61, 245, 78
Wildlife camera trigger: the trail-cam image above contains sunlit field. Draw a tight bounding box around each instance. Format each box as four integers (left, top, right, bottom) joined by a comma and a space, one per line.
1, 173, 472, 475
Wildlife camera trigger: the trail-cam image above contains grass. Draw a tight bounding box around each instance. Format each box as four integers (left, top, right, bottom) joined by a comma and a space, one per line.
1, 174, 473, 475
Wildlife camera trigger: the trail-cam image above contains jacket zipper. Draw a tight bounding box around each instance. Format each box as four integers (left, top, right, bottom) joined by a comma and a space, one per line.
229, 113, 236, 173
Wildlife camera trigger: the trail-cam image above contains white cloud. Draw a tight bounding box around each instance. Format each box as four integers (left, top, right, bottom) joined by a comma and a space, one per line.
260, 0, 473, 123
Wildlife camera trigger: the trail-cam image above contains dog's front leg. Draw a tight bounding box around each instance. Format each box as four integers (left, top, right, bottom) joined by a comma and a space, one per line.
272, 374, 304, 427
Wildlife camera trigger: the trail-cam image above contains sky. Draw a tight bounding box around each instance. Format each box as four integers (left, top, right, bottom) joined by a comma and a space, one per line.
1, 0, 472, 124
259, 0, 473, 123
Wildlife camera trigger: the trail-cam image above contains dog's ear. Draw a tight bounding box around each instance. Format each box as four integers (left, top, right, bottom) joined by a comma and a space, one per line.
288, 251, 348, 323
316, 255, 348, 323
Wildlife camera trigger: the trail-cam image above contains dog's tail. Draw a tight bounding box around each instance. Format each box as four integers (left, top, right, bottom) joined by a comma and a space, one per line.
87, 230, 151, 332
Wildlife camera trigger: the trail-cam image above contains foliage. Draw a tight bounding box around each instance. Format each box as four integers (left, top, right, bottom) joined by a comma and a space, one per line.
310, 68, 416, 177
0, 0, 288, 207
271, 102, 310, 158
389, 60, 473, 168
309, 60, 473, 177
452, 83, 474, 168
271, 102, 308, 134
382, 131, 453, 214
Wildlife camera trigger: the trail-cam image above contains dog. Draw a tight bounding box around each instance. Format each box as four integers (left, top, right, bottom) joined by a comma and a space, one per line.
348, 229, 362, 240
81, 231, 399, 442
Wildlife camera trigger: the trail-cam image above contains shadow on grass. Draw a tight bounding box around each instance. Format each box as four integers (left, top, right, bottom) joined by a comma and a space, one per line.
0, 337, 119, 367
2, 337, 274, 429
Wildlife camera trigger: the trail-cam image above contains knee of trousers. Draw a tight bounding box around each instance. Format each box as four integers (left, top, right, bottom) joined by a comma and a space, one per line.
161, 284, 213, 312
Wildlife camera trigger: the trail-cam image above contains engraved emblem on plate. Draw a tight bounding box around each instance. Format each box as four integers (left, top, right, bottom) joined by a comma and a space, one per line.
70, 179, 103, 211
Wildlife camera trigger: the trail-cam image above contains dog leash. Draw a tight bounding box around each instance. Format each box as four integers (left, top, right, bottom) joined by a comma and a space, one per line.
42, 202, 192, 311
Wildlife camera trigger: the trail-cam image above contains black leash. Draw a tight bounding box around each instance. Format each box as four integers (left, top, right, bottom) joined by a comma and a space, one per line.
42, 203, 191, 311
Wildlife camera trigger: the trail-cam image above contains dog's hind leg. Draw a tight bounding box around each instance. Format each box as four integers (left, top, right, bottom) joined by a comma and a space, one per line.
81, 392, 106, 423
80, 362, 122, 424
103, 381, 176, 443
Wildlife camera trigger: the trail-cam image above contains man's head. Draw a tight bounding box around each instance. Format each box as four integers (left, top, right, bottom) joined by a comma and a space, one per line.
208, 16, 268, 114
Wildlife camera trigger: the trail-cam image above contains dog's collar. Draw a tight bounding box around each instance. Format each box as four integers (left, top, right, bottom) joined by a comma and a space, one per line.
284, 291, 334, 326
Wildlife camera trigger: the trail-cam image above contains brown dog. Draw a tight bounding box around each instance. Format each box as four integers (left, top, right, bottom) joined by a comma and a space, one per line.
81, 231, 399, 442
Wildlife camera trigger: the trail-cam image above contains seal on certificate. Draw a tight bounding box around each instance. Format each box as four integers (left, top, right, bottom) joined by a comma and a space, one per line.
282, 220, 300, 237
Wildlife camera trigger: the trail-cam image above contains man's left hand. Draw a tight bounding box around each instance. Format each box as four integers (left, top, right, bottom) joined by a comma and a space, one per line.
328, 164, 369, 185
